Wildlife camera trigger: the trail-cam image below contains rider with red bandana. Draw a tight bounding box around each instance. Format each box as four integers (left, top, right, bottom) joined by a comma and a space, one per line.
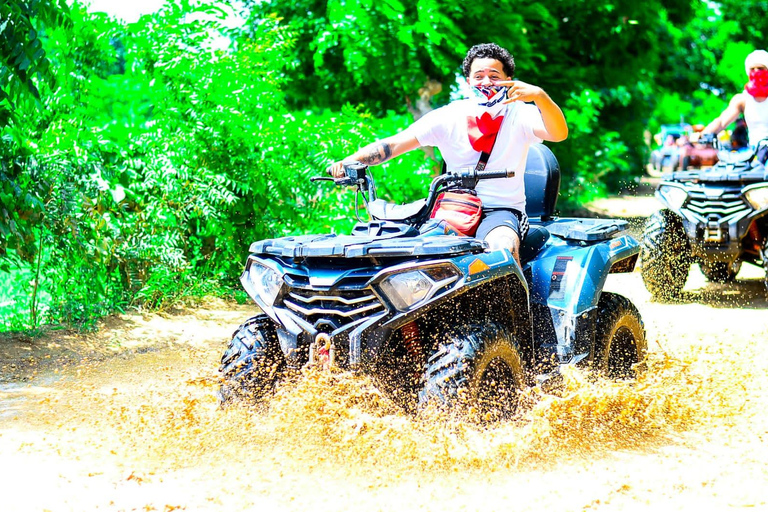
328, 43, 568, 266
703, 50, 768, 154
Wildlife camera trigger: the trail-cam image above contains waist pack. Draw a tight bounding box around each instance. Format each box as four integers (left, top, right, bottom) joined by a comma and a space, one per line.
429, 190, 483, 237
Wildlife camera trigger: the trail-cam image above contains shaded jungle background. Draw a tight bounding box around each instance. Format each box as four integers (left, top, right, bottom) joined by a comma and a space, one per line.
0, 0, 763, 331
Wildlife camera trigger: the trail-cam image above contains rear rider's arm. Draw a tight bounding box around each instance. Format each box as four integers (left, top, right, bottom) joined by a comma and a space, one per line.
704, 93, 745, 135
329, 133, 421, 178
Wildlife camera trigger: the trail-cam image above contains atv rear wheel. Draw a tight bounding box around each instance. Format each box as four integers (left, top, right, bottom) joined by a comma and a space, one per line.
593, 292, 647, 379
419, 322, 524, 421
218, 315, 286, 406
762, 238, 768, 295
640, 209, 692, 300
699, 260, 741, 283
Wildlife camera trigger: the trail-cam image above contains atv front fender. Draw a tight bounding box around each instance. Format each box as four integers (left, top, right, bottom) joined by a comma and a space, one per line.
528, 234, 640, 364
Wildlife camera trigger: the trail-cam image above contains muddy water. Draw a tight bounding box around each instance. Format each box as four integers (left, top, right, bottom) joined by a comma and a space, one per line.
1, 268, 767, 512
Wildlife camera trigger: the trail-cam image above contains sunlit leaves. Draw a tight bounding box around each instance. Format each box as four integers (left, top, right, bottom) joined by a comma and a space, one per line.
0, 0, 71, 122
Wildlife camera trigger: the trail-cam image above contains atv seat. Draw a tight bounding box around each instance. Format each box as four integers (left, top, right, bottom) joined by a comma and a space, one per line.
518, 144, 561, 262
524, 143, 561, 220
368, 198, 427, 221
520, 225, 549, 263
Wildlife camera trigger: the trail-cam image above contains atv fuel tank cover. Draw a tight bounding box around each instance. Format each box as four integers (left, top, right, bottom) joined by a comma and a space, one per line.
249, 233, 485, 258
546, 218, 627, 241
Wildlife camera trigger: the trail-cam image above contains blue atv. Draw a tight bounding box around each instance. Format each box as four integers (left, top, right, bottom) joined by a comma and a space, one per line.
219, 144, 646, 418
641, 136, 768, 299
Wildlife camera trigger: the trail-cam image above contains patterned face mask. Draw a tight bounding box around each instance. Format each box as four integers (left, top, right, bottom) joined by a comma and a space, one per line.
470, 84, 508, 116
746, 68, 768, 98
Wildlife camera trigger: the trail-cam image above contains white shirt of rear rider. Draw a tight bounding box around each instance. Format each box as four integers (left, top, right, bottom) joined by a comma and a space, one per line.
404, 99, 544, 212
743, 93, 768, 146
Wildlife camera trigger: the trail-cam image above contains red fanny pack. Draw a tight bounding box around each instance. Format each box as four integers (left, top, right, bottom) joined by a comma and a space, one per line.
429, 191, 483, 237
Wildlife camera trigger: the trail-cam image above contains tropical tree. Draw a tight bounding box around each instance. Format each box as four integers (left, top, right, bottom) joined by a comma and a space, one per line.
1, 0, 71, 273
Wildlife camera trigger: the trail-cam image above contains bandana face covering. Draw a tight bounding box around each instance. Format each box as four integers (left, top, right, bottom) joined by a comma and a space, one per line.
745, 68, 768, 98
470, 84, 508, 117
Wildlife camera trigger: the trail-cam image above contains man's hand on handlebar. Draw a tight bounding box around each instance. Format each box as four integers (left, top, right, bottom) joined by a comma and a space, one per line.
327, 161, 347, 179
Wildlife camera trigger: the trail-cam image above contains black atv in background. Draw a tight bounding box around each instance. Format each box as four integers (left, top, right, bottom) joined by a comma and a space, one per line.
641, 136, 768, 299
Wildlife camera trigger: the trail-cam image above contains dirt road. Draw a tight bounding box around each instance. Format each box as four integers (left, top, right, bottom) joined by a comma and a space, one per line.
1, 194, 767, 512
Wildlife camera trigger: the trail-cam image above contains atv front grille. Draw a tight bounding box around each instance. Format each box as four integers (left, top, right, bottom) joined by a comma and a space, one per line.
282, 287, 385, 329
686, 191, 751, 221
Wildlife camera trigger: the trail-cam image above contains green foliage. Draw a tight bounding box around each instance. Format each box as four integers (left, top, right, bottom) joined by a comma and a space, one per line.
557, 89, 630, 205
0, 0, 72, 270
0, 263, 48, 330
242, 0, 550, 113
2, 0, 440, 331
0, 0, 71, 125
719, 0, 768, 50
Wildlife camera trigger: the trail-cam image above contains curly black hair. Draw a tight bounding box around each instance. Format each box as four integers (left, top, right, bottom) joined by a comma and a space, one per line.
462, 43, 515, 78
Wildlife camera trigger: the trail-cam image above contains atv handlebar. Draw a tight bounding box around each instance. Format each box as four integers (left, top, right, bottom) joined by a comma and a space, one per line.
312, 162, 373, 189
476, 168, 515, 180
314, 163, 514, 226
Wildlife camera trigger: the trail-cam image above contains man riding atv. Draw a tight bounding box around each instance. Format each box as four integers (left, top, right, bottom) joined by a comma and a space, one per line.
703, 49, 768, 154
640, 50, 768, 298
329, 42, 568, 267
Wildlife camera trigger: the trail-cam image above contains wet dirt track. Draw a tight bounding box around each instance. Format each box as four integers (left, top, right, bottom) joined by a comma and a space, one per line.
2, 210, 768, 511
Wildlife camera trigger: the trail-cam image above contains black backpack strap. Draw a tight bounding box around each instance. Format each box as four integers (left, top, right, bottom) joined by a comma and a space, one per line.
475, 150, 492, 171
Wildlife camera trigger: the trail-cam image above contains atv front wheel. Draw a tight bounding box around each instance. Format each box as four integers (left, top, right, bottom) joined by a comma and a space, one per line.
419, 322, 524, 421
640, 209, 692, 300
218, 315, 286, 405
699, 260, 741, 284
593, 292, 647, 379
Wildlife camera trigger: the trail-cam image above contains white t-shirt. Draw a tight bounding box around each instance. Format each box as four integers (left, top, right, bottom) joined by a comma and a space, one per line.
404, 99, 545, 211
743, 93, 768, 146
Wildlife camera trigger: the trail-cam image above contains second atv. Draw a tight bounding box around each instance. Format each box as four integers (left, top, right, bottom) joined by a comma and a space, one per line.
641, 135, 768, 299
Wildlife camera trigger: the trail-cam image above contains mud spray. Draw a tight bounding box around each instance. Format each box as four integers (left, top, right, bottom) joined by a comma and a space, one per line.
0, 292, 765, 511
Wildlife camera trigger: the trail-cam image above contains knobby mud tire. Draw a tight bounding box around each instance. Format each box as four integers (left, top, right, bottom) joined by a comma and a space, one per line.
641, 209, 691, 300
218, 314, 286, 406
593, 292, 647, 379
419, 322, 524, 421
763, 239, 768, 296
699, 261, 741, 284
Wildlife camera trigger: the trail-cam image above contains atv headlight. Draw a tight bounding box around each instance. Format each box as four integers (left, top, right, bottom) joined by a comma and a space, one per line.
658, 184, 688, 211
378, 266, 459, 311
744, 185, 768, 211
246, 261, 283, 306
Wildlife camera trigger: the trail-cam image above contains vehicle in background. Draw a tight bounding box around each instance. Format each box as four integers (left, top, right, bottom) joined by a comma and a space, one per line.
641, 134, 768, 299
648, 123, 693, 176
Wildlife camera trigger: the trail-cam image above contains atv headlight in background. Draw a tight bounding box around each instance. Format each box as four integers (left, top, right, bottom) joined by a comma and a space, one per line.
744, 184, 768, 211
246, 261, 283, 306
378, 265, 459, 311
658, 184, 688, 211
